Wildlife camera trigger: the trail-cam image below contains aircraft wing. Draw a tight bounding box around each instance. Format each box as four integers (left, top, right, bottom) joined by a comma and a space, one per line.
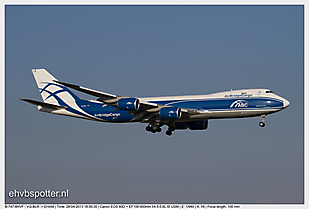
54, 80, 118, 100
54, 80, 202, 122
54, 80, 160, 109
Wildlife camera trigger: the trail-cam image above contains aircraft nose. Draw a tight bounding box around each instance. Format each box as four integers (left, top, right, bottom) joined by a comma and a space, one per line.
283, 98, 290, 108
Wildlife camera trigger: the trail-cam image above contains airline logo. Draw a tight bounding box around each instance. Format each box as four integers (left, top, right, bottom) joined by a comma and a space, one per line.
230, 100, 248, 108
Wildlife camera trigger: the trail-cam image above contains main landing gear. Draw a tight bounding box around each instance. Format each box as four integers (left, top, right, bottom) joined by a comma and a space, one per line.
145, 122, 162, 134
166, 126, 175, 136
259, 115, 266, 127
145, 123, 175, 136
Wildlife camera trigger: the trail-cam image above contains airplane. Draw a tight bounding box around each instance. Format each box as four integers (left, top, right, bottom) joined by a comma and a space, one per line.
21, 68, 290, 136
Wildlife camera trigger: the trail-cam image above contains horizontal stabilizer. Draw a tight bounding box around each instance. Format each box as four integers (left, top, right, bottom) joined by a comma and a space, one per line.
20, 98, 67, 110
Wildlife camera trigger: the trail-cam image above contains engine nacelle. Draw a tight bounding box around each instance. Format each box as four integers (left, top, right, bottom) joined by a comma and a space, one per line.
159, 107, 182, 119
117, 98, 140, 110
175, 122, 188, 130
188, 120, 208, 130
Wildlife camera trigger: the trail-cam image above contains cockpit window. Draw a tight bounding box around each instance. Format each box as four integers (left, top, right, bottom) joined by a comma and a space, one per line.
266, 90, 273, 93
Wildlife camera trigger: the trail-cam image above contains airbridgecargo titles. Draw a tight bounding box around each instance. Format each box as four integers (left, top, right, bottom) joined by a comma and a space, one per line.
21, 69, 290, 136
94, 113, 121, 117
224, 94, 253, 98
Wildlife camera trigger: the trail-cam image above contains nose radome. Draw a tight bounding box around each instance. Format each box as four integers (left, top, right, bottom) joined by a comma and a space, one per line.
284, 99, 290, 108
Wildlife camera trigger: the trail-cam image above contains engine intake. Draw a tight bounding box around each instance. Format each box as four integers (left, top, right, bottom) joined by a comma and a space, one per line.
159, 107, 182, 119
117, 98, 140, 110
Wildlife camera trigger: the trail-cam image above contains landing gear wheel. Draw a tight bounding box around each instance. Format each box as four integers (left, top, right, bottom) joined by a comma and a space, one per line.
157, 127, 162, 133
166, 130, 172, 136
259, 114, 266, 128
146, 126, 152, 132
259, 122, 265, 127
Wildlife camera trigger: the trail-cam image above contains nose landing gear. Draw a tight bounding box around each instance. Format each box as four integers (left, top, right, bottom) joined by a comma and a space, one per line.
259, 122, 265, 127
259, 115, 266, 127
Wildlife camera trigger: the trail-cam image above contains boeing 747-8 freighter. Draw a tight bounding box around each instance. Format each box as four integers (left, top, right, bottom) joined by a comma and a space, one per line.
21, 69, 290, 136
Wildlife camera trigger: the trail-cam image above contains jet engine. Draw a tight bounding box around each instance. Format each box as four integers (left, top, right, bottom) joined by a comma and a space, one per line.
188, 120, 208, 130
174, 122, 188, 129
159, 107, 182, 119
174, 120, 208, 130
117, 98, 140, 110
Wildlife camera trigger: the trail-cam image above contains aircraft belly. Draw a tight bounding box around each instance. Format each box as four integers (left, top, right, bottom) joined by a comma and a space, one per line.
202, 108, 282, 119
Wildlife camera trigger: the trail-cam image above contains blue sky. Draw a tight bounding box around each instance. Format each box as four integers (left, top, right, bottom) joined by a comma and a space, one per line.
5, 5, 303, 204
